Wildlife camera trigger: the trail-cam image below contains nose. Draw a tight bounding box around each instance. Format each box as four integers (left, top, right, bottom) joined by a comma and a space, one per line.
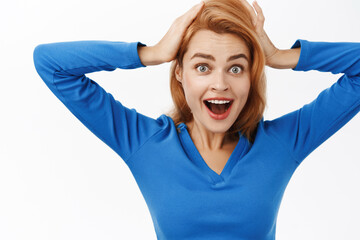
211, 71, 229, 91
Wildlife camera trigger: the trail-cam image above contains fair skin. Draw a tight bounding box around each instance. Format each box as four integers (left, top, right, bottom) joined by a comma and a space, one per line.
138, 0, 301, 174
174, 30, 251, 150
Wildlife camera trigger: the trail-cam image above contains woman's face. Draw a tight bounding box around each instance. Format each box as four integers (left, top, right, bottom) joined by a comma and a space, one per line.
176, 29, 251, 134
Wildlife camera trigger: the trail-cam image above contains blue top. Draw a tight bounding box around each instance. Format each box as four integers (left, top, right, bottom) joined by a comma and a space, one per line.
33, 39, 360, 239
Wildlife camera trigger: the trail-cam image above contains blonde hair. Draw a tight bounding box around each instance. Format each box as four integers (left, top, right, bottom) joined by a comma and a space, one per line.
167, 0, 266, 143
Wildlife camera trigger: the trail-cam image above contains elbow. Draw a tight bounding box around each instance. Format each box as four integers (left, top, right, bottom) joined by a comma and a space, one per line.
33, 44, 47, 73
33, 43, 57, 85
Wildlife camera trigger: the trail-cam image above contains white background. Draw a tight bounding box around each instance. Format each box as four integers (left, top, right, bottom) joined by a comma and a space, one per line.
1, 0, 360, 239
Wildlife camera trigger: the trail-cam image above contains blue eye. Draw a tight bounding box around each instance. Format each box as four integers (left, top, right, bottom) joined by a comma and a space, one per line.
196, 65, 209, 73
230, 66, 242, 74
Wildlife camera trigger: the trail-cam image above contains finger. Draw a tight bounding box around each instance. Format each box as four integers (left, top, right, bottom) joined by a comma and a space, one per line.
179, 1, 204, 26
252, 1, 265, 22
238, 0, 257, 23
157, 1, 204, 61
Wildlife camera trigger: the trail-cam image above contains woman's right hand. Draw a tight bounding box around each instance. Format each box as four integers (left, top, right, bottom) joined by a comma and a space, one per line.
138, 1, 204, 66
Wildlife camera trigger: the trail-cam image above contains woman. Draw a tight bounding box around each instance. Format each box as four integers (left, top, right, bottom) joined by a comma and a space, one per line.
33, 0, 360, 239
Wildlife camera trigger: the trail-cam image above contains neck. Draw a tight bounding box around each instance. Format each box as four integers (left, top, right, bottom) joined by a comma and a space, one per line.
186, 120, 238, 151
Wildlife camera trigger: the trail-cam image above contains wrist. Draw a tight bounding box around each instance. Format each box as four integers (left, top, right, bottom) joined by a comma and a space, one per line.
265, 48, 280, 68
266, 48, 301, 69
138, 45, 164, 66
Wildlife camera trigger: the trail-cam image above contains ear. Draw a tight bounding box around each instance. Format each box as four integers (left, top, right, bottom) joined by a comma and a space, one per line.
175, 63, 183, 83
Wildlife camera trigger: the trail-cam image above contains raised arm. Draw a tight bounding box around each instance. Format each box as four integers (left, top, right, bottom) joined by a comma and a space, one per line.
242, 0, 360, 164
266, 40, 360, 164
33, 41, 166, 162
33, 2, 204, 163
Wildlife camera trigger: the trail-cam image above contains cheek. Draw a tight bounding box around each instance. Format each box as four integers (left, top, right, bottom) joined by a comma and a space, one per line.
239, 76, 251, 95
182, 72, 205, 96
233, 78, 251, 103
181, 73, 208, 111
182, 70, 199, 88
243, 82, 251, 97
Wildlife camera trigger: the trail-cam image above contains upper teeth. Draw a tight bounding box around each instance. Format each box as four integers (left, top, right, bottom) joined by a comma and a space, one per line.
206, 100, 230, 104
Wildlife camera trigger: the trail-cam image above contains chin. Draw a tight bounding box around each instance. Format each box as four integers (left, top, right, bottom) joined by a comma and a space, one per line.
205, 120, 234, 134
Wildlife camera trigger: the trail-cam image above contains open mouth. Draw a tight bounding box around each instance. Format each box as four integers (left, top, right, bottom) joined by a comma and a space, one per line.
203, 100, 233, 115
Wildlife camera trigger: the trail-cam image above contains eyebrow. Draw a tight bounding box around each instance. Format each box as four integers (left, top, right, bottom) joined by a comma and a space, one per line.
190, 53, 249, 62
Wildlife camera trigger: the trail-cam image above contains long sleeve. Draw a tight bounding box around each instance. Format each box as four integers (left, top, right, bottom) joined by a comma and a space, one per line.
265, 39, 360, 165
33, 41, 166, 162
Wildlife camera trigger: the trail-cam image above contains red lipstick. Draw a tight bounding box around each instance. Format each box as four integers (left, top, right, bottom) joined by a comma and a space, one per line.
203, 97, 234, 120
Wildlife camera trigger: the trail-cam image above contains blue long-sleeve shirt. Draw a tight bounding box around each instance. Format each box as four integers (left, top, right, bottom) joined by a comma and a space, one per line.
33, 39, 360, 239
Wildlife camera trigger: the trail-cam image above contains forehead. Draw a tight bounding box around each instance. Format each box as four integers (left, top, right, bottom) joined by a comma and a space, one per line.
184, 29, 250, 60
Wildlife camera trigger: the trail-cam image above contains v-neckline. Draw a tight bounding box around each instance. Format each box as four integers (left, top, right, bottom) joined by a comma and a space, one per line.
177, 122, 251, 184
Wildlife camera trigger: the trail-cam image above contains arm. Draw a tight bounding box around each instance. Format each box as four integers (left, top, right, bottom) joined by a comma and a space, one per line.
264, 48, 301, 69
33, 2, 204, 162
266, 39, 360, 164
33, 41, 165, 162
245, 1, 360, 164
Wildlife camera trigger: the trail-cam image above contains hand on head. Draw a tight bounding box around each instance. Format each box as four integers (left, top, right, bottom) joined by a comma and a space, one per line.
138, 1, 204, 66
139, 0, 280, 67
239, 0, 279, 65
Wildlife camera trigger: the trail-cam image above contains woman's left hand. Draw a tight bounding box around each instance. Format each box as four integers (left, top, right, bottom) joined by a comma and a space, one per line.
240, 0, 300, 69
240, 0, 279, 67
